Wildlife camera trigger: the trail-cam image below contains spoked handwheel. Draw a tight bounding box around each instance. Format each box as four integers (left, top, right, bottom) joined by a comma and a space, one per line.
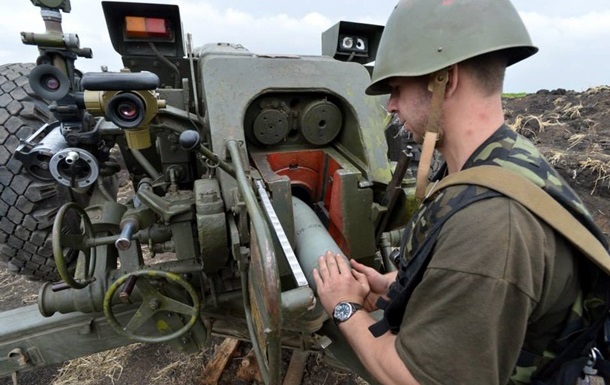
52, 202, 96, 289
246, 225, 282, 385
103, 269, 201, 343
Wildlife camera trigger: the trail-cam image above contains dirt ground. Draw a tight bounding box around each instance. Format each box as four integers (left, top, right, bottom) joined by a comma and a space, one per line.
503, 86, 610, 237
1, 86, 609, 385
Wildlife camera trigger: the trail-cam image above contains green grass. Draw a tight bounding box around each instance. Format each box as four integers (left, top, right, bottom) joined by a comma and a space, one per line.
503, 92, 527, 99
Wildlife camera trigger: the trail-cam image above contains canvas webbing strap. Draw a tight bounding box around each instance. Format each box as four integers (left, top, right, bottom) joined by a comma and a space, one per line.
415, 132, 438, 200
415, 69, 448, 200
427, 165, 610, 275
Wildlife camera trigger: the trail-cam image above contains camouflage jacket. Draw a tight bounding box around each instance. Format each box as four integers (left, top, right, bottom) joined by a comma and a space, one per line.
369, 124, 608, 383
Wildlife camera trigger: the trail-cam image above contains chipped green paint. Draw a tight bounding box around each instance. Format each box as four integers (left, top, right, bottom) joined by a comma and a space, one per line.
156, 319, 171, 333
359, 94, 393, 183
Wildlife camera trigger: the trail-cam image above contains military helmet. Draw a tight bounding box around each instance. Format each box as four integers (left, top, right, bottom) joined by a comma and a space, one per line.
366, 0, 538, 95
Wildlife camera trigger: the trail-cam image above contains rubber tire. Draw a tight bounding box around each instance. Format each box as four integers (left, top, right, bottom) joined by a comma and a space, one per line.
0, 63, 84, 281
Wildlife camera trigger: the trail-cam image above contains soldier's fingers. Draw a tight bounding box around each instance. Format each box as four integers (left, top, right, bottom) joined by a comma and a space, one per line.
351, 269, 364, 280
313, 268, 322, 286
324, 251, 339, 274
335, 254, 350, 273
350, 259, 374, 275
317, 255, 329, 279
352, 269, 369, 287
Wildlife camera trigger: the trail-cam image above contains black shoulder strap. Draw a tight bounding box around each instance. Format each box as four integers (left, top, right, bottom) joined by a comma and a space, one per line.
369, 185, 500, 337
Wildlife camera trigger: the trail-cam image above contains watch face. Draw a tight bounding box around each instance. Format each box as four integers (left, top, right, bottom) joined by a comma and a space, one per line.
333, 302, 352, 321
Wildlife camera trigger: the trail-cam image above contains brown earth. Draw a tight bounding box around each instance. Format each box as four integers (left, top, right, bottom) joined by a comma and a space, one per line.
1, 86, 609, 385
503, 86, 610, 238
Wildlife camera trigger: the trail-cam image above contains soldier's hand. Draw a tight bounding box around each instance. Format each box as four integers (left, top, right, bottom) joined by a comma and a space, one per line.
313, 251, 369, 316
350, 259, 394, 311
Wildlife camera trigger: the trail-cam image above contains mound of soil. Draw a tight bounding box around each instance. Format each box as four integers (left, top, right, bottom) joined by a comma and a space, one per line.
503, 86, 610, 239
1, 86, 609, 385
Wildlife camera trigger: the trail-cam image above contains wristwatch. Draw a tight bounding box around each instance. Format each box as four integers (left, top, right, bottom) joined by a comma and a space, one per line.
333, 301, 363, 325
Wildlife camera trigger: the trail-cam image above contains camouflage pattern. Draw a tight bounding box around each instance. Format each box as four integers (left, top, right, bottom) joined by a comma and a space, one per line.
469, 126, 609, 383
466, 125, 606, 244
369, 125, 609, 383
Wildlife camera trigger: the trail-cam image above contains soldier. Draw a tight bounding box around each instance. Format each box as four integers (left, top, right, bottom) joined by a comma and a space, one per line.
313, 0, 607, 384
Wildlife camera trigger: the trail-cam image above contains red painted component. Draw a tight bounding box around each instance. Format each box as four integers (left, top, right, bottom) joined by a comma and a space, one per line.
265, 151, 326, 201
258, 149, 348, 253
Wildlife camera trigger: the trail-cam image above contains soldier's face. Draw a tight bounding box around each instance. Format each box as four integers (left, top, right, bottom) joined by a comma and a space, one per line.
386, 77, 432, 144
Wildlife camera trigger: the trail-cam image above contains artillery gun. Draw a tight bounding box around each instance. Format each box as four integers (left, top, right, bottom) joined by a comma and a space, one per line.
0, 1, 412, 383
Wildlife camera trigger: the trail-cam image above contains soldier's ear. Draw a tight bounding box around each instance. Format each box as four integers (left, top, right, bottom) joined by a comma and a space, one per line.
444, 64, 459, 98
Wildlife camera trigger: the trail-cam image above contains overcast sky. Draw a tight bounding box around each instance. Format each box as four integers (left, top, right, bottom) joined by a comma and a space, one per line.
1, 0, 608, 93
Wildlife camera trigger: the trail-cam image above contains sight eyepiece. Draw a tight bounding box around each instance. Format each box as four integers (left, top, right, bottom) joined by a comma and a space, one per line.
106, 92, 146, 128
29, 64, 71, 101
